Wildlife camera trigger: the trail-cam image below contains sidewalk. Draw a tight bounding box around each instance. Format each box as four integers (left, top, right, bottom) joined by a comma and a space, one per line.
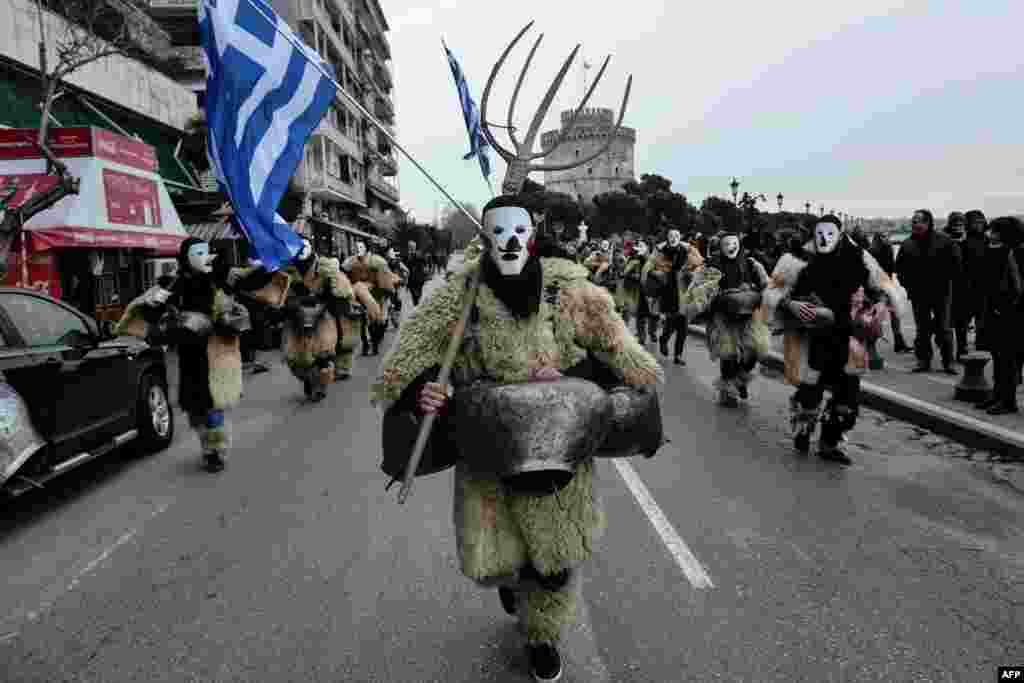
688, 321, 1024, 460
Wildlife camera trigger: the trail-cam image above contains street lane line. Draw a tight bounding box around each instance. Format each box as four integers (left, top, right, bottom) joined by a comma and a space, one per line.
612, 459, 714, 590
65, 502, 170, 593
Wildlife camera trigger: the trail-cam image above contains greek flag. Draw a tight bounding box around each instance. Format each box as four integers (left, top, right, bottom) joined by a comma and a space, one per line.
198, 0, 336, 272
442, 40, 491, 181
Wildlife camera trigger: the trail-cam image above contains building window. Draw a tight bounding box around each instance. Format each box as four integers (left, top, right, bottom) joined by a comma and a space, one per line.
587, 168, 593, 175
575, 149, 580, 158
339, 154, 351, 183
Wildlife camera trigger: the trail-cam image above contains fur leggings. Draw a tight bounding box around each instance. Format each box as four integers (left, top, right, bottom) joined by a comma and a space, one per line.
188, 409, 230, 454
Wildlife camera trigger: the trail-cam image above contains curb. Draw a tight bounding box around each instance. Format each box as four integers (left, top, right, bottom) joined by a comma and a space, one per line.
687, 324, 1024, 459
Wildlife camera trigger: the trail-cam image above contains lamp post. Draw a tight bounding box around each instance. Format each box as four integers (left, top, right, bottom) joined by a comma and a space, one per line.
729, 177, 740, 206
776, 192, 784, 236
805, 201, 811, 215
819, 205, 825, 217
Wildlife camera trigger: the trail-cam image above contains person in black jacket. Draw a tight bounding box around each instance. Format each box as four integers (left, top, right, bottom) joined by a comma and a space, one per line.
959, 210, 989, 355
404, 240, 430, 307
944, 211, 971, 358
869, 233, 910, 352
896, 209, 962, 374
975, 217, 1023, 415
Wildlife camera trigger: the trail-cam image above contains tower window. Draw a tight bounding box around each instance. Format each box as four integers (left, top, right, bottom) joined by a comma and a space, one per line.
588, 168, 593, 175
575, 149, 580, 157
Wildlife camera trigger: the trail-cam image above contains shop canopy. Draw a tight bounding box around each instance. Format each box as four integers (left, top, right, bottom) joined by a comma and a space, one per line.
0, 127, 189, 255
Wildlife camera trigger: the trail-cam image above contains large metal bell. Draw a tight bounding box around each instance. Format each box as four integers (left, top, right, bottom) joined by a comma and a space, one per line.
451, 378, 613, 484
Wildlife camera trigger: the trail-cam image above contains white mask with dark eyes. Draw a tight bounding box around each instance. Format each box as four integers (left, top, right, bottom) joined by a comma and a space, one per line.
814, 222, 841, 254
721, 235, 741, 260
356, 242, 367, 258
187, 242, 216, 274
635, 242, 649, 257
484, 206, 534, 276
667, 230, 682, 247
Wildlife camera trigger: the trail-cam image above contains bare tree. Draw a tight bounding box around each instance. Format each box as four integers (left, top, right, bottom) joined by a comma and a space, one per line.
0, 0, 148, 276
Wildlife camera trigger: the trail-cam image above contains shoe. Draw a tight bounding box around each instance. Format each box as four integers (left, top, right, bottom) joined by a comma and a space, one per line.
335, 370, 351, 381
893, 343, 911, 354
911, 363, 931, 373
498, 586, 517, 615
987, 404, 1019, 416
372, 345, 380, 356
303, 380, 313, 398
942, 365, 959, 376
202, 451, 225, 473
251, 363, 270, 374
527, 643, 563, 682
674, 356, 686, 366
794, 432, 811, 454
361, 347, 371, 357
817, 445, 852, 465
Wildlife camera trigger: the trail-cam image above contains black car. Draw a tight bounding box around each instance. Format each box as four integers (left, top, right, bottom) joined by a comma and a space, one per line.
0, 287, 174, 497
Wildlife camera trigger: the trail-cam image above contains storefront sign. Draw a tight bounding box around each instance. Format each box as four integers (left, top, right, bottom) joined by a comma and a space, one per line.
103, 169, 162, 227
0, 128, 93, 160
92, 129, 159, 173
0, 173, 61, 207
27, 227, 184, 252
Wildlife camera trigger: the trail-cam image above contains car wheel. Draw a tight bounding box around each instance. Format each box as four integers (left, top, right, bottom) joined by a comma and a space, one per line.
136, 373, 174, 454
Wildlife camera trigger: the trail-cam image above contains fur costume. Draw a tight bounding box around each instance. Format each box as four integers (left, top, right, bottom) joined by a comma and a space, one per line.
681, 252, 771, 402
341, 252, 395, 322
115, 239, 255, 461
762, 234, 910, 456
370, 256, 662, 644
282, 256, 358, 381
762, 243, 910, 385
640, 243, 704, 315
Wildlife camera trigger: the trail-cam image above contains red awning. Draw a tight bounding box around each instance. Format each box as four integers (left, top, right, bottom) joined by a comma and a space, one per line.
27, 226, 186, 253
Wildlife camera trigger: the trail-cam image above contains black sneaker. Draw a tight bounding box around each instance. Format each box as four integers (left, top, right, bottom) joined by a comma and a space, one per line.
942, 364, 959, 376
203, 451, 225, 473
673, 356, 686, 366
818, 445, 852, 465
528, 643, 563, 682
335, 370, 351, 381
498, 586, 516, 615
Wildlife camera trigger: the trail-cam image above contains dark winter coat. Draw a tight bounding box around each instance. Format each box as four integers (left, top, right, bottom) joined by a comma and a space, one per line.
957, 233, 988, 318
167, 273, 223, 416
976, 247, 1022, 353
405, 252, 430, 287
895, 229, 962, 303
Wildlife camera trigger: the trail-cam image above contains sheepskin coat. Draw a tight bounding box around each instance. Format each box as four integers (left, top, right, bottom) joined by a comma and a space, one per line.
762, 238, 910, 385
282, 257, 356, 371
681, 253, 771, 363
370, 256, 663, 583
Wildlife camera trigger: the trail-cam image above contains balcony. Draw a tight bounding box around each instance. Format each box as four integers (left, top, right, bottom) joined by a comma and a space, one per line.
160, 45, 204, 76
298, 0, 356, 71
367, 148, 397, 176
311, 119, 362, 160
373, 95, 394, 123
294, 164, 366, 207
147, 0, 198, 12
374, 61, 392, 91
366, 168, 399, 204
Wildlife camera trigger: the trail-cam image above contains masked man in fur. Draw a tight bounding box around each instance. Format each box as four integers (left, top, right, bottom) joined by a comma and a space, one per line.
116, 238, 255, 472
370, 195, 663, 682
277, 237, 360, 400
341, 240, 397, 356
762, 216, 909, 464
681, 232, 771, 406
616, 240, 659, 343
584, 239, 618, 294
641, 229, 705, 365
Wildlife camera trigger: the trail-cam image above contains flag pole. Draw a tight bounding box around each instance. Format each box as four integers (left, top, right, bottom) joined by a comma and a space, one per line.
243, 0, 489, 504
241, 0, 486, 238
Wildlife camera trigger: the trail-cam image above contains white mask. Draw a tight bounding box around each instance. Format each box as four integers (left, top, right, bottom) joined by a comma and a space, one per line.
814, 221, 842, 254
298, 239, 313, 261
635, 243, 649, 257
387, 248, 398, 260
667, 230, 682, 247
484, 205, 534, 276
721, 235, 741, 260
356, 242, 367, 258
187, 242, 216, 274
600, 240, 611, 253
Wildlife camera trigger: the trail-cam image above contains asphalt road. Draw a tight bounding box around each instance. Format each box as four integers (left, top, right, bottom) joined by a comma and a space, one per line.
1, 267, 1022, 682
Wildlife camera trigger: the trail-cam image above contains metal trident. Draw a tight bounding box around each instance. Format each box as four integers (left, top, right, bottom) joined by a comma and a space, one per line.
480, 21, 633, 196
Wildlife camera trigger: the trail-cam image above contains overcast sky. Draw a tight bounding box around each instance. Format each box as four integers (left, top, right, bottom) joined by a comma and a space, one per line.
383, 0, 1023, 223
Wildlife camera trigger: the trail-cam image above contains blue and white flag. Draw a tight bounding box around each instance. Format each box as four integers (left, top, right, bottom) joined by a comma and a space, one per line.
198, 0, 336, 271
442, 40, 491, 182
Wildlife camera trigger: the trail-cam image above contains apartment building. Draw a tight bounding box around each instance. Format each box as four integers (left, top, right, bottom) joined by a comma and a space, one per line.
149, 0, 402, 259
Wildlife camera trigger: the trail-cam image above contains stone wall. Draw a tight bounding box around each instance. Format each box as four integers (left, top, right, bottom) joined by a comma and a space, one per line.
540, 108, 636, 204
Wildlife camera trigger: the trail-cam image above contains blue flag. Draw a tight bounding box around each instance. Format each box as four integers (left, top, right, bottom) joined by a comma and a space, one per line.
442, 40, 491, 181
198, 0, 337, 272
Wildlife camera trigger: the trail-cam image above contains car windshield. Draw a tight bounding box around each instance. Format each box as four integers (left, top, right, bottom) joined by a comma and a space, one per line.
0, 294, 90, 347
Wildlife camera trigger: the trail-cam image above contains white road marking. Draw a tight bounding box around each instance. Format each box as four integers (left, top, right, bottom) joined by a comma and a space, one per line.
65, 502, 170, 593
612, 459, 714, 590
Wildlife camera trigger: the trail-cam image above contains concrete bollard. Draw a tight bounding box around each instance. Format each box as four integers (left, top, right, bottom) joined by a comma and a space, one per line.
954, 352, 992, 403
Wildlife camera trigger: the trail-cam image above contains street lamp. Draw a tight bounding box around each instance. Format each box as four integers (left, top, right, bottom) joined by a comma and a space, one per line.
729, 177, 740, 205
819, 205, 825, 216
805, 201, 811, 215
776, 193, 784, 212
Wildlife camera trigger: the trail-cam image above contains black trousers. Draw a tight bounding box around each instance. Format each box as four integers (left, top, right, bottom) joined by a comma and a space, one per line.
992, 349, 1019, 409
659, 312, 688, 357
409, 283, 424, 306
794, 334, 861, 447
912, 296, 954, 366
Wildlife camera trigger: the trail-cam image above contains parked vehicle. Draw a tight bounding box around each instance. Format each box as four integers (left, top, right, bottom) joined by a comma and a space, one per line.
0, 287, 174, 497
